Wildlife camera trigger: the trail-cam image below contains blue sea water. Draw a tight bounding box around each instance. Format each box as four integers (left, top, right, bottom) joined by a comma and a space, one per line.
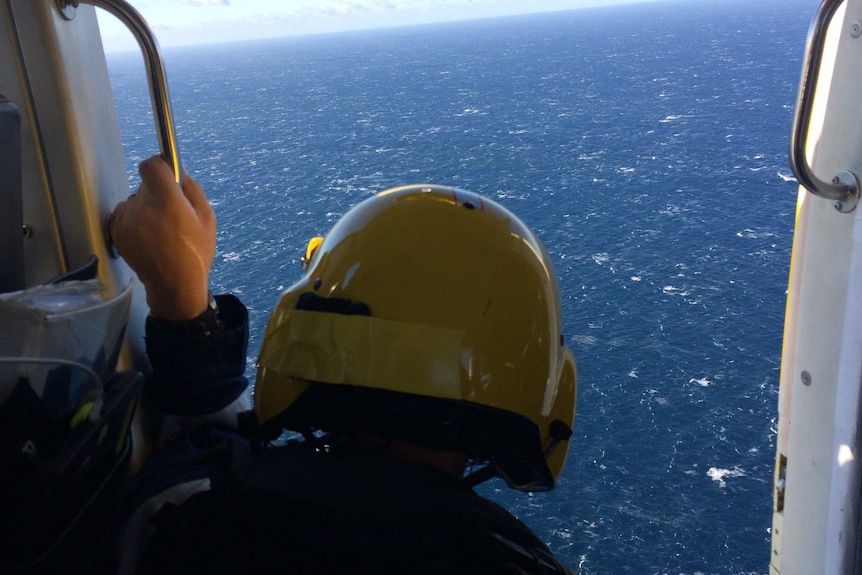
106, 0, 814, 572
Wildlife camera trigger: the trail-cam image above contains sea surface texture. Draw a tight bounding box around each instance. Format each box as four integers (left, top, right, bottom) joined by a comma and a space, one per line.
107, 0, 813, 572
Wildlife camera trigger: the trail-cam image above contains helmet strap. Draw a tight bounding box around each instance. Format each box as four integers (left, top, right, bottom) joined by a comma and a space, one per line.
542, 419, 574, 459
462, 464, 498, 488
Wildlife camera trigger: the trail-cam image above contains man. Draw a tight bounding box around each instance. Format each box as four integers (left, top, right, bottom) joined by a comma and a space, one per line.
111, 155, 578, 574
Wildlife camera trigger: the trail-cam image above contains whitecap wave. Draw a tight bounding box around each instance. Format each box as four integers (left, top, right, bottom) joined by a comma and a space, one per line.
707, 466, 746, 487
578, 150, 605, 161
569, 334, 598, 346
662, 285, 689, 296
736, 228, 777, 239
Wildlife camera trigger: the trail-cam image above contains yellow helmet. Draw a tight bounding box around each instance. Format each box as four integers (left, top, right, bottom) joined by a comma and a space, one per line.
255, 185, 576, 491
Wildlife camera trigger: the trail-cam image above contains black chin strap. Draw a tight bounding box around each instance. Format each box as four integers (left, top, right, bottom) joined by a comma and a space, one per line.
463, 464, 498, 487
464, 419, 573, 489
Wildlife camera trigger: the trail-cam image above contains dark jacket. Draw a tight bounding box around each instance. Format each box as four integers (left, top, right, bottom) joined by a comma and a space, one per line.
120, 295, 573, 575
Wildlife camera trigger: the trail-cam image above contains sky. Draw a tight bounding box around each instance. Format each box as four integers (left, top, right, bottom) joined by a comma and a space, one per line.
95, 0, 663, 52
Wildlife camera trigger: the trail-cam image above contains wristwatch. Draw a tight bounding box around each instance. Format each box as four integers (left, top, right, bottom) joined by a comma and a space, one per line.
147, 291, 221, 337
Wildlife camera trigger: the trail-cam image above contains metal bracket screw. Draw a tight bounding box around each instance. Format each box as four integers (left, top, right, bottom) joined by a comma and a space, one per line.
801, 370, 812, 386
831, 171, 860, 213
56, 0, 78, 20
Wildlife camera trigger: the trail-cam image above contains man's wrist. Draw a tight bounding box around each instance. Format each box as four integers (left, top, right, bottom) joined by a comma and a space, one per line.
146, 284, 210, 321
147, 291, 222, 337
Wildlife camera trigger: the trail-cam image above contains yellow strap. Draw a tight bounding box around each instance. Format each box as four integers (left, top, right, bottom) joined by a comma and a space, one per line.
70, 400, 94, 429
259, 310, 463, 399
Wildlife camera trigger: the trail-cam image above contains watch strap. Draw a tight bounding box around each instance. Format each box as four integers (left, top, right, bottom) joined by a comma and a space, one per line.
147, 291, 221, 337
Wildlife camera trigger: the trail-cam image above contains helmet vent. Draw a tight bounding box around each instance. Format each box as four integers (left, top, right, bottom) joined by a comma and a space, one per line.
462, 202, 476, 210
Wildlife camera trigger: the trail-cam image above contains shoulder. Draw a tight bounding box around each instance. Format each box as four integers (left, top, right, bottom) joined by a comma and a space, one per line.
132, 445, 574, 574
459, 496, 574, 574
118, 425, 252, 574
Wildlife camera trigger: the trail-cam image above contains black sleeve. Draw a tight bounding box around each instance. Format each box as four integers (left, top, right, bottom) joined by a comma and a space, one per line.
143, 294, 249, 416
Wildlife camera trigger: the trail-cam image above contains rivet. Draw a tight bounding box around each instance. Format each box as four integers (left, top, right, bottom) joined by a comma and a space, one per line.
22, 224, 33, 238
56, 0, 77, 20
801, 370, 812, 386
852, 21, 862, 39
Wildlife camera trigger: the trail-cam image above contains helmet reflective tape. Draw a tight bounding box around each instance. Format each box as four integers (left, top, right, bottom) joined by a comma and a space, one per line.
258, 309, 463, 399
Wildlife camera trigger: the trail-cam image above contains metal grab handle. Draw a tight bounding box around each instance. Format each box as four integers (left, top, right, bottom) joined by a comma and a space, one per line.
58, 0, 182, 185
790, 0, 859, 208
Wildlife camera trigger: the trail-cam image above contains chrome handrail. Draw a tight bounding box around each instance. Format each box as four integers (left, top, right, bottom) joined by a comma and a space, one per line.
790, 0, 858, 206
57, 0, 182, 185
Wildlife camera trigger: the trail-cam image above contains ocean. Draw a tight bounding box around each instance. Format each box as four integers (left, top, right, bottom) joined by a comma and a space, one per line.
106, 0, 812, 572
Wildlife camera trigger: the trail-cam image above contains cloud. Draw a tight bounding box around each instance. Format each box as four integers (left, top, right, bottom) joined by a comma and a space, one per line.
180, 0, 230, 6
301, 1, 388, 17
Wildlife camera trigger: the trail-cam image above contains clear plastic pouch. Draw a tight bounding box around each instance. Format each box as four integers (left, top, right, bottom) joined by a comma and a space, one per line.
0, 280, 133, 423
0, 279, 140, 570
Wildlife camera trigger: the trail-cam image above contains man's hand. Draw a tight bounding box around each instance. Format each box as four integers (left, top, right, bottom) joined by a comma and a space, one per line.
110, 155, 216, 321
